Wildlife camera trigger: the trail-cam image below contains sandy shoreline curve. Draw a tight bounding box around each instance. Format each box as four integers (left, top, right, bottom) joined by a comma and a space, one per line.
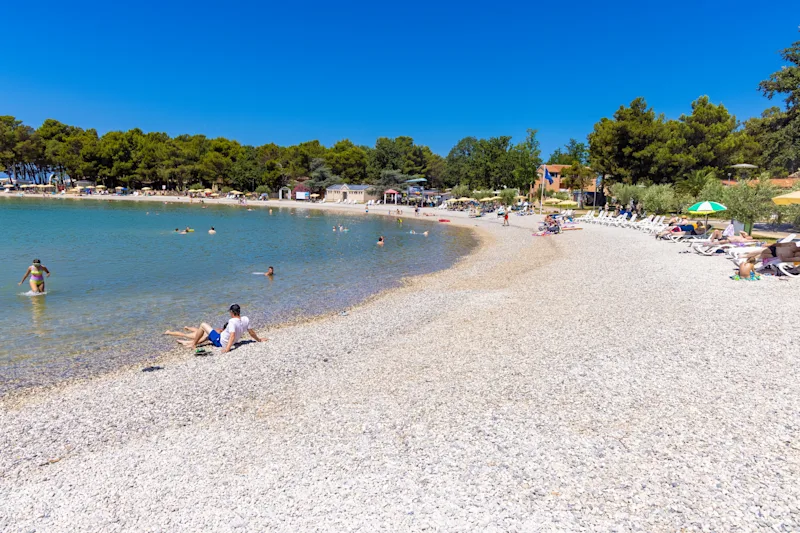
2, 201, 799, 531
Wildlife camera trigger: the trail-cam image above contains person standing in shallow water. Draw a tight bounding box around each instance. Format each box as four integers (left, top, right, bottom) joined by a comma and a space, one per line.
19, 259, 51, 293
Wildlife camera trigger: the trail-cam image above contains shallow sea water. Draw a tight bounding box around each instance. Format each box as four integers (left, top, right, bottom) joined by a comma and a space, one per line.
0, 197, 476, 393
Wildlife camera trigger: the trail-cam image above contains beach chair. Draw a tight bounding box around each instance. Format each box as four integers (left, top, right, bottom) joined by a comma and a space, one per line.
631, 215, 653, 230
620, 213, 638, 228
589, 211, 605, 224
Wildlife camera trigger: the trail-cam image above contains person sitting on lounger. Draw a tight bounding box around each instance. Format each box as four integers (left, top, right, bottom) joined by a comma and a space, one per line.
738, 238, 800, 277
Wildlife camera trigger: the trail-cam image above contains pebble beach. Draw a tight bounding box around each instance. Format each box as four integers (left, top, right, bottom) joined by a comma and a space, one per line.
2, 200, 799, 531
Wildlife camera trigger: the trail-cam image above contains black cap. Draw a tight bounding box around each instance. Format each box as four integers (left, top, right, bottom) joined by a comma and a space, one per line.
229, 304, 241, 315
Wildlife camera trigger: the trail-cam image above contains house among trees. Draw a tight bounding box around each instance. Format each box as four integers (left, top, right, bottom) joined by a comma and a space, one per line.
325, 184, 378, 204
536, 165, 600, 193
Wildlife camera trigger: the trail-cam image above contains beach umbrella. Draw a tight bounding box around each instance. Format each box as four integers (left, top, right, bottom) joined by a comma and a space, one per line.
558, 200, 578, 206
688, 201, 727, 214
141, 187, 152, 191
115, 186, 124, 190
310, 193, 320, 198
731, 163, 757, 169
96, 185, 106, 189
204, 188, 213, 193
688, 200, 727, 226
515, 195, 526, 200
544, 198, 562, 205
772, 190, 800, 205
211, 193, 219, 197
229, 190, 242, 195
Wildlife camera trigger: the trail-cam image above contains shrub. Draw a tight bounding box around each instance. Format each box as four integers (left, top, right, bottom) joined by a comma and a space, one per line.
722, 176, 778, 232
499, 188, 517, 206
255, 185, 271, 194
188, 183, 204, 190
642, 184, 677, 214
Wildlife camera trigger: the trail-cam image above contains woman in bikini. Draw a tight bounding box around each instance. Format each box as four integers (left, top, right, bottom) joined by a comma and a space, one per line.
19, 259, 51, 293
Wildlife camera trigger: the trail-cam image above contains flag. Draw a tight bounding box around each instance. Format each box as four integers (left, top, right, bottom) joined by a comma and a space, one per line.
543, 166, 553, 185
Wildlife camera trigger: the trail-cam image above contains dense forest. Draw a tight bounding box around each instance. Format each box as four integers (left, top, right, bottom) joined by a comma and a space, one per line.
1, 34, 798, 197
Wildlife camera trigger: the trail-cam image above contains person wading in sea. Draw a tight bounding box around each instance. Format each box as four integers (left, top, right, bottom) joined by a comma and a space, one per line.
19, 259, 51, 293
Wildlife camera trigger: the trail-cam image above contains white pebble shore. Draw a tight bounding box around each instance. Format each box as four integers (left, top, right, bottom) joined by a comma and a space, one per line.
1, 207, 799, 532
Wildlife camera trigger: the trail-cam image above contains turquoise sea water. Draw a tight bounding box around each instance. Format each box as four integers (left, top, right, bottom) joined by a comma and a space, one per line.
0, 197, 476, 393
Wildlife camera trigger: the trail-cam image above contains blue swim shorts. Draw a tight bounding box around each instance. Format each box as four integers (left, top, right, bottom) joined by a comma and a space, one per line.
207, 329, 222, 348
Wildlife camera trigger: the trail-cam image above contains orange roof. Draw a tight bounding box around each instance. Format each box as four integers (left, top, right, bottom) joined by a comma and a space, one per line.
721, 177, 798, 189
770, 178, 799, 189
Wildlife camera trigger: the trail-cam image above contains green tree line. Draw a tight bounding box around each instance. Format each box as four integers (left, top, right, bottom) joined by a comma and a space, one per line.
0, 117, 546, 194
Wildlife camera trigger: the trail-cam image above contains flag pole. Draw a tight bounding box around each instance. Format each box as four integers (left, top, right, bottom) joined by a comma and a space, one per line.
539, 165, 545, 214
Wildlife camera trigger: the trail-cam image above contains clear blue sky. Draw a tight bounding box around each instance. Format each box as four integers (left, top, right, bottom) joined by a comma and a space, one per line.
1, 0, 797, 158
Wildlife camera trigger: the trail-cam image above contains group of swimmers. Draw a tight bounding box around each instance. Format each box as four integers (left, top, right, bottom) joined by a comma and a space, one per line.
173, 226, 217, 234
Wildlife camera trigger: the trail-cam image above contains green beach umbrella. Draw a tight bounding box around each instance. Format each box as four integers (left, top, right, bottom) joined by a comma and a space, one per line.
688, 201, 727, 227
688, 201, 727, 215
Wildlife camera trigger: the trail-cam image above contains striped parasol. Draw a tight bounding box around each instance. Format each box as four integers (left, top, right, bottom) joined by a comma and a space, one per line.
688, 201, 726, 215
688, 201, 727, 226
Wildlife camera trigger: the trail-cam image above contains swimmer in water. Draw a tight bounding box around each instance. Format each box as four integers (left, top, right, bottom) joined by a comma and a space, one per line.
333, 226, 337, 232
209, 227, 216, 234
269, 209, 273, 215
377, 236, 385, 246
265, 266, 274, 277
423, 231, 429, 236
19, 258, 50, 293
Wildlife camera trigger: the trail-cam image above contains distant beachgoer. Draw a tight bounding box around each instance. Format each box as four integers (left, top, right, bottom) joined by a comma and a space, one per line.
397, 218, 403, 225
269, 209, 273, 215
209, 227, 216, 234
423, 231, 429, 236
265, 266, 274, 277
165, 304, 264, 352
365, 206, 369, 213
377, 236, 385, 246
19, 259, 51, 293
503, 213, 509, 226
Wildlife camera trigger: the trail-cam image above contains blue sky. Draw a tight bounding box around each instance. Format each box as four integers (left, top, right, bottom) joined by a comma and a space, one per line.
1, 0, 797, 157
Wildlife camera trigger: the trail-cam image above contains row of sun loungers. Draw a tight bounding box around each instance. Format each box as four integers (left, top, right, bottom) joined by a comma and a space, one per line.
579, 211, 800, 278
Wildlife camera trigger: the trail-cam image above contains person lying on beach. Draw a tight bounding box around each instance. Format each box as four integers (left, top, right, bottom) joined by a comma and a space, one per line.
656, 222, 701, 239
164, 304, 264, 353
738, 238, 800, 266
707, 230, 752, 245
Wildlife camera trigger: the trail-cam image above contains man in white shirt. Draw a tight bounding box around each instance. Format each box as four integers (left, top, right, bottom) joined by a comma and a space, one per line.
167, 304, 264, 353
